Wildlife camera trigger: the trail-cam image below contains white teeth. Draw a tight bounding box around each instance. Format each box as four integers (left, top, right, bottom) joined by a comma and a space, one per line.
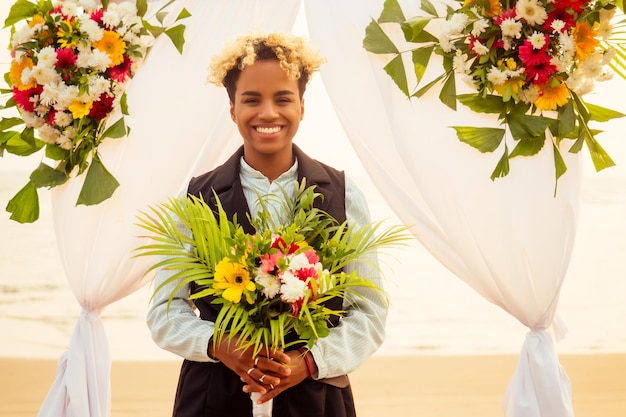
256, 126, 281, 134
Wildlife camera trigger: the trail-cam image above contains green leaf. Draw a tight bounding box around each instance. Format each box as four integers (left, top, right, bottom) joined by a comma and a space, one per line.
401, 16, 439, 43
3, 131, 44, 156
453, 126, 505, 152
557, 99, 576, 136
165, 24, 187, 54
76, 156, 120, 206
4, 0, 37, 28
509, 135, 546, 158
0, 117, 25, 131
363, 19, 400, 54
490, 148, 510, 180
553, 142, 568, 182
438, 72, 457, 110
176, 8, 192, 21
457, 94, 504, 114
507, 113, 553, 141
378, 0, 406, 23
384, 55, 409, 97
120, 92, 129, 116
583, 134, 616, 171
411, 46, 434, 85
6, 180, 39, 223
136, 0, 148, 17
585, 101, 626, 122
101, 117, 128, 140
420, 0, 440, 17
412, 72, 446, 98
29, 163, 68, 188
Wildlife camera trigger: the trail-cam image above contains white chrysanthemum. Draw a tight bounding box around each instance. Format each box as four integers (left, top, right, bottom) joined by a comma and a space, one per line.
76, 45, 93, 68
452, 51, 469, 74
54, 111, 73, 128
487, 67, 508, 85
502, 36, 513, 51
89, 76, 111, 97
125, 15, 143, 34
31, 66, 59, 86
20, 68, 34, 86
580, 52, 607, 80
287, 253, 313, 272
551, 19, 565, 33
529, 32, 546, 49
79, 15, 104, 42
12, 25, 37, 47
500, 18, 522, 37
471, 18, 490, 37
118, 2, 138, 17
599, 7, 616, 24
515, 0, 548, 26
56, 134, 74, 150
21, 111, 45, 129
61, 2, 79, 17
89, 49, 113, 72
472, 40, 489, 55
597, 22, 614, 41
36, 47, 58, 69
77, 0, 98, 9
558, 33, 575, 56
519, 86, 540, 104
40, 83, 61, 106
602, 48, 616, 65
550, 54, 570, 73
255, 270, 281, 299
123, 31, 141, 47
448, 13, 469, 34
102, 10, 122, 27
280, 272, 307, 303
56, 84, 80, 109
439, 34, 456, 53
38, 124, 60, 144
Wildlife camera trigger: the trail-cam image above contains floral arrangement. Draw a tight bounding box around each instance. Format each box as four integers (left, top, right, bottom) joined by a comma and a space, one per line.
364, 0, 626, 183
135, 180, 408, 355
1, 0, 189, 223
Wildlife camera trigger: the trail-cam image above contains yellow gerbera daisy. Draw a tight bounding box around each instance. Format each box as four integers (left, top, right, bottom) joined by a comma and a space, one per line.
464, 0, 501, 17
57, 19, 78, 49
213, 259, 255, 304
534, 82, 570, 111
92, 30, 126, 67
9, 58, 37, 90
573, 22, 599, 61
68, 99, 94, 119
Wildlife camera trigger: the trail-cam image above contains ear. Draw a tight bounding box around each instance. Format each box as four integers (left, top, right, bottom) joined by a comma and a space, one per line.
300, 98, 305, 120
229, 101, 236, 121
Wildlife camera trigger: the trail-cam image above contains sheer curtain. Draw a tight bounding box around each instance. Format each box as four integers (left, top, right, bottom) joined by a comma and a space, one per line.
40, 0, 581, 416
305, 1, 580, 416
40, 1, 300, 416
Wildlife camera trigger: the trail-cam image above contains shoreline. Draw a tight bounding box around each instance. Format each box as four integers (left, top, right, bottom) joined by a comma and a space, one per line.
1, 353, 624, 417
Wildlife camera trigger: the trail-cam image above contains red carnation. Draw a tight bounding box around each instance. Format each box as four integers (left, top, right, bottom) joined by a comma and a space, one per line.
518, 38, 551, 66
13, 86, 42, 113
88, 93, 115, 120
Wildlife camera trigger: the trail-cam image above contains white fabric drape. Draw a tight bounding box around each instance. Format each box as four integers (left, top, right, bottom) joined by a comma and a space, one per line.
41, 1, 300, 416
305, 1, 580, 416
40, 0, 581, 416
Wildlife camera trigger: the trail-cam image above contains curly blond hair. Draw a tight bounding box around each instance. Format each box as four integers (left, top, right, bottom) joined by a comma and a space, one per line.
207, 32, 326, 100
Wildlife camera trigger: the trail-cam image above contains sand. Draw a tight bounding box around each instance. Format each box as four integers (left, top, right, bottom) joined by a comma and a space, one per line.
1, 354, 624, 417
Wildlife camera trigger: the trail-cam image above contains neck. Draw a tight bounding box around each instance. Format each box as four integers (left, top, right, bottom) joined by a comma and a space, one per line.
243, 150, 294, 181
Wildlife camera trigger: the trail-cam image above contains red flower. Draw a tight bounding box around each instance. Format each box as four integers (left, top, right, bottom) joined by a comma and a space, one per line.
56, 48, 77, 71
493, 8, 517, 25
544, 3, 577, 32
524, 60, 558, 84
88, 93, 114, 120
13, 86, 42, 112
48, 109, 57, 126
109, 56, 133, 83
90, 9, 105, 26
518, 38, 551, 66
295, 267, 318, 282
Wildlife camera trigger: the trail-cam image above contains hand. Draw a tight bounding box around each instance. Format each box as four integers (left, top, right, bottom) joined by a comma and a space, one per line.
245, 349, 318, 404
209, 335, 292, 397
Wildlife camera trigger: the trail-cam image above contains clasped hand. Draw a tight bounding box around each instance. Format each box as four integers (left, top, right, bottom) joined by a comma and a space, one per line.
209, 335, 314, 404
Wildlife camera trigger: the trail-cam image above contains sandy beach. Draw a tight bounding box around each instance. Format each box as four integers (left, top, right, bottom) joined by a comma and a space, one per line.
1, 354, 624, 417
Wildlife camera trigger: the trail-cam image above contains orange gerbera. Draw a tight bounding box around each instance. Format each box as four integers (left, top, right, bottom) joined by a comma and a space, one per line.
92, 30, 126, 67
9, 58, 37, 90
573, 22, 599, 61
534, 82, 570, 111
28, 15, 45, 28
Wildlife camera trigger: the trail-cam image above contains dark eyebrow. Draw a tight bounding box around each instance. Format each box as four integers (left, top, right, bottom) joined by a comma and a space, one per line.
240, 90, 296, 97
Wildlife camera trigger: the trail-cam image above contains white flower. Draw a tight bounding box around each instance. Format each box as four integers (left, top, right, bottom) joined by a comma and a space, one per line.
31, 66, 59, 86
472, 40, 489, 56
551, 19, 565, 33
287, 253, 312, 272
79, 15, 104, 42
255, 270, 281, 299
439, 34, 456, 53
519, 86, 540, 104
280, 272, 307, 303
580, 52, 607, 80
602, 48, 616, 65
471, 18, 490, 37
77, 0, 98, 9
447, 13, 469, 34
54, 111, 73, 128
452, 51, 469, 74
102, 10, 122, 28
36, 47, 58, 69
89, 49, 113, 72
515, 0, 548, 26
599, 7, 616, 24
56, 84, 80, 109
12, 25, 36, 47
40, 82, 61, 106
61, 2, 79, 18
487, 67, 508, 85
528, 32, 546, 49
38, 124, 60, 144
597, 22, 614, 41
20, 68, 34, 86
89, 76, 111, 98
21, 111, 45, 129
56, 134, 74, 150
500, 18, 522, 38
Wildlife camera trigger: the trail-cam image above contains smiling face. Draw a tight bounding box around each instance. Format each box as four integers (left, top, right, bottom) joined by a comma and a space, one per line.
230, 60, 304, 180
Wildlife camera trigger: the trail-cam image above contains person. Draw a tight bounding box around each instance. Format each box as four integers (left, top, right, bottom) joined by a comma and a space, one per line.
146, 32, 387, 417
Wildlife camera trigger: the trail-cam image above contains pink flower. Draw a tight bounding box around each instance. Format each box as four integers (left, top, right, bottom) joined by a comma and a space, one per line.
108, 56, 133, 83
13, 86, 42, 112
56, 48, 77, 71
259, 252, 282, 274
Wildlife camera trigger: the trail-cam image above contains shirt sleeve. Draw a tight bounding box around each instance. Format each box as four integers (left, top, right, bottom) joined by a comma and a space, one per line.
145, 190, 217, 363
309, 176, 388, 379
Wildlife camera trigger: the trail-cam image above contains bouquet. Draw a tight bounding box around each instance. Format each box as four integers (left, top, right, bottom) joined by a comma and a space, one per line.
134, 180, 410, 416
364, 0, 626, 183
1, 0, 189, 223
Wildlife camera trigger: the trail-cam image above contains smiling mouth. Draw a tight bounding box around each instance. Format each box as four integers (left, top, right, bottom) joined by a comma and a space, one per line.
255, 126, 282, 134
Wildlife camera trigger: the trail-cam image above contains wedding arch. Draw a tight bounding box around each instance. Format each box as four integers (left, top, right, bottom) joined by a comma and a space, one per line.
37, 1, 583, 416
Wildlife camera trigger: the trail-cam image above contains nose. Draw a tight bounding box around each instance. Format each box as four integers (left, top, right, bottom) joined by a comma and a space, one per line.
258, 100, 279, 120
